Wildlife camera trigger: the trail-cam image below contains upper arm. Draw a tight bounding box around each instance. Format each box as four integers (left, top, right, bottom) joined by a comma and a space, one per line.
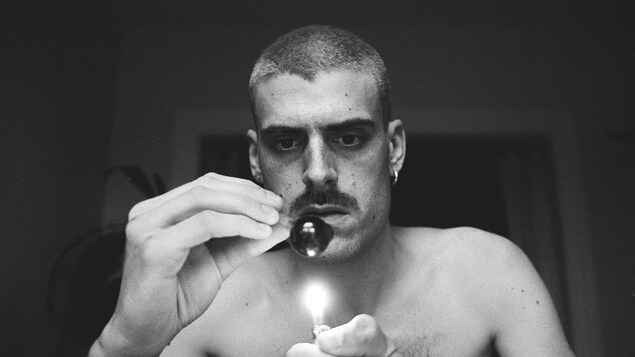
475, 235, 574, 356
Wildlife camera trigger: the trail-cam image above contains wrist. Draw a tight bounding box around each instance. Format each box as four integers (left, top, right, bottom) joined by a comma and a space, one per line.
89, 318, 164, 357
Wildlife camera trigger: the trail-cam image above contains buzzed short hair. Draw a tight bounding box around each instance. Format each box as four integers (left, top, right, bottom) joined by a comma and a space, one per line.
248, 25, 391, 126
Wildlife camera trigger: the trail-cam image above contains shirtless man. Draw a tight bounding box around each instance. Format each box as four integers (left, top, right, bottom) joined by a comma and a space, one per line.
89, 26, 574, 357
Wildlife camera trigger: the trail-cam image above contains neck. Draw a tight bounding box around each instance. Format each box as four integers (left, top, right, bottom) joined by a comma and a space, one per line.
291, 223, 396, 318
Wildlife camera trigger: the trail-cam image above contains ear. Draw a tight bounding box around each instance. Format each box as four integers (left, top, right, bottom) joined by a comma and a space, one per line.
387, 119, 406, 173
247, 129, 261, 179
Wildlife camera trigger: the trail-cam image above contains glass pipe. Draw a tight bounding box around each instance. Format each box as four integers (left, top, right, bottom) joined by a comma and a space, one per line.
289, 215, 333, 257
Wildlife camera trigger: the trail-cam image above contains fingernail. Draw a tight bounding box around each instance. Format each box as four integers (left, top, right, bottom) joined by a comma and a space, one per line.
266, 190, 283, 203
258, 223, 272, 236
261, 203, 278, 216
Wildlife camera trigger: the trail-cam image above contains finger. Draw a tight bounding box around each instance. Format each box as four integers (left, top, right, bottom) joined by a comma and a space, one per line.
200, 172, 281, 203
129, 173, 282, 220
285, 343, 337, 357
127, 212, 271, 272
201, 172, 260, 186
239, 215, 292, 254
204, 214, 291, 253
128, 212, 290, 280
132, 174, 282, 220
316, 314, 392, 356
155, 210, 283, 250
137, 185, 282, 229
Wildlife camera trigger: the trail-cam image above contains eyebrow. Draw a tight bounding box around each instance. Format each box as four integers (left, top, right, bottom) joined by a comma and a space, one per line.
260, 117, 376, 137
323, 117, 376, 132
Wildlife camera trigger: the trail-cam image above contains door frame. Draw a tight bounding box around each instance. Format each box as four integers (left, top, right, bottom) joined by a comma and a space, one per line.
169, 108, 601, 356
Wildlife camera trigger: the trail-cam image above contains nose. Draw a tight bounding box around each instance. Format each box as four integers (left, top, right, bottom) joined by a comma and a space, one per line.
302, 138, 338, 190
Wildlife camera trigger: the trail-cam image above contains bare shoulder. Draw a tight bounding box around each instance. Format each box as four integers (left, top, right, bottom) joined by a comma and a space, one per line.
392, 225, 521, 271
392, 226, 573, 356
394, 225, 548, 308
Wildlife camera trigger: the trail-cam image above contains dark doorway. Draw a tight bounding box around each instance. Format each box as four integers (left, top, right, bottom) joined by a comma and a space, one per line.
390, 135, 512, 236
389, 134, 570, 340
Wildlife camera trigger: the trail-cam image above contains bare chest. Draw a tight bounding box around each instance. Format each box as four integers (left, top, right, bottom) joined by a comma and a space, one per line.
199, 295, 494, 357
373, 295, 494, 357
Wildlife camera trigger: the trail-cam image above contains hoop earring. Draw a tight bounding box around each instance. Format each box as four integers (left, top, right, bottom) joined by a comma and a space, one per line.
390, 169, 399, 185
254, 173, 262, 183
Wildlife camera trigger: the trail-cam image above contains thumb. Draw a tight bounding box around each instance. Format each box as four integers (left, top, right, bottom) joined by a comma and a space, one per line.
316, 314, 400, 356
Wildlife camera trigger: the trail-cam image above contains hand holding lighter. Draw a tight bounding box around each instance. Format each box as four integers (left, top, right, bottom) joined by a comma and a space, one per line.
312, 324, 331, 340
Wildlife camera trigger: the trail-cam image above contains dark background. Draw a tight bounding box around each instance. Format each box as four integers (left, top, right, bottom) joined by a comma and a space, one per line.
2, 1, 634, 356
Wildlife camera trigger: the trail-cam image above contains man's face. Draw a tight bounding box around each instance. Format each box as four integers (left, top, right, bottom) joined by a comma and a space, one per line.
248, 71, 402, 261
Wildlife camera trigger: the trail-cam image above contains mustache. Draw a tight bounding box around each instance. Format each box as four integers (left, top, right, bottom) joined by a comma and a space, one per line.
290, 188, 360, 214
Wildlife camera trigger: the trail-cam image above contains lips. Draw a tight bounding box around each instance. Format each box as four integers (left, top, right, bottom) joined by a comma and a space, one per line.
296, 205, 349, 218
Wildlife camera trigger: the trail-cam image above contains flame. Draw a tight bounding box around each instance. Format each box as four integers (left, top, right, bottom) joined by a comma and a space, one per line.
305, 282, 328, 326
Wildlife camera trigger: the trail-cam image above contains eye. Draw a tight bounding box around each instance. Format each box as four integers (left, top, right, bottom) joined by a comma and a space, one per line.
336, 134, 362, 147
274, 137, 301, 151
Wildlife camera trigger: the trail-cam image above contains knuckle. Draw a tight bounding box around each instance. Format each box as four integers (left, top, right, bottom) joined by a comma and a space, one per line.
352, 313, 374, 327
198, 210, 218, 226
352, 314, 378, 342
236, 194, 257, 212
284, 343, 313, 356
125, 222, 160, 255
197, 173, 218, 187
245, 187, 274, 207
284, 345, 297, 357
200, 211, 232, 238
188, 186, 212, 203
128, 200, 147, 220
248, 185, 267, 200
125, 220, 145, 243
